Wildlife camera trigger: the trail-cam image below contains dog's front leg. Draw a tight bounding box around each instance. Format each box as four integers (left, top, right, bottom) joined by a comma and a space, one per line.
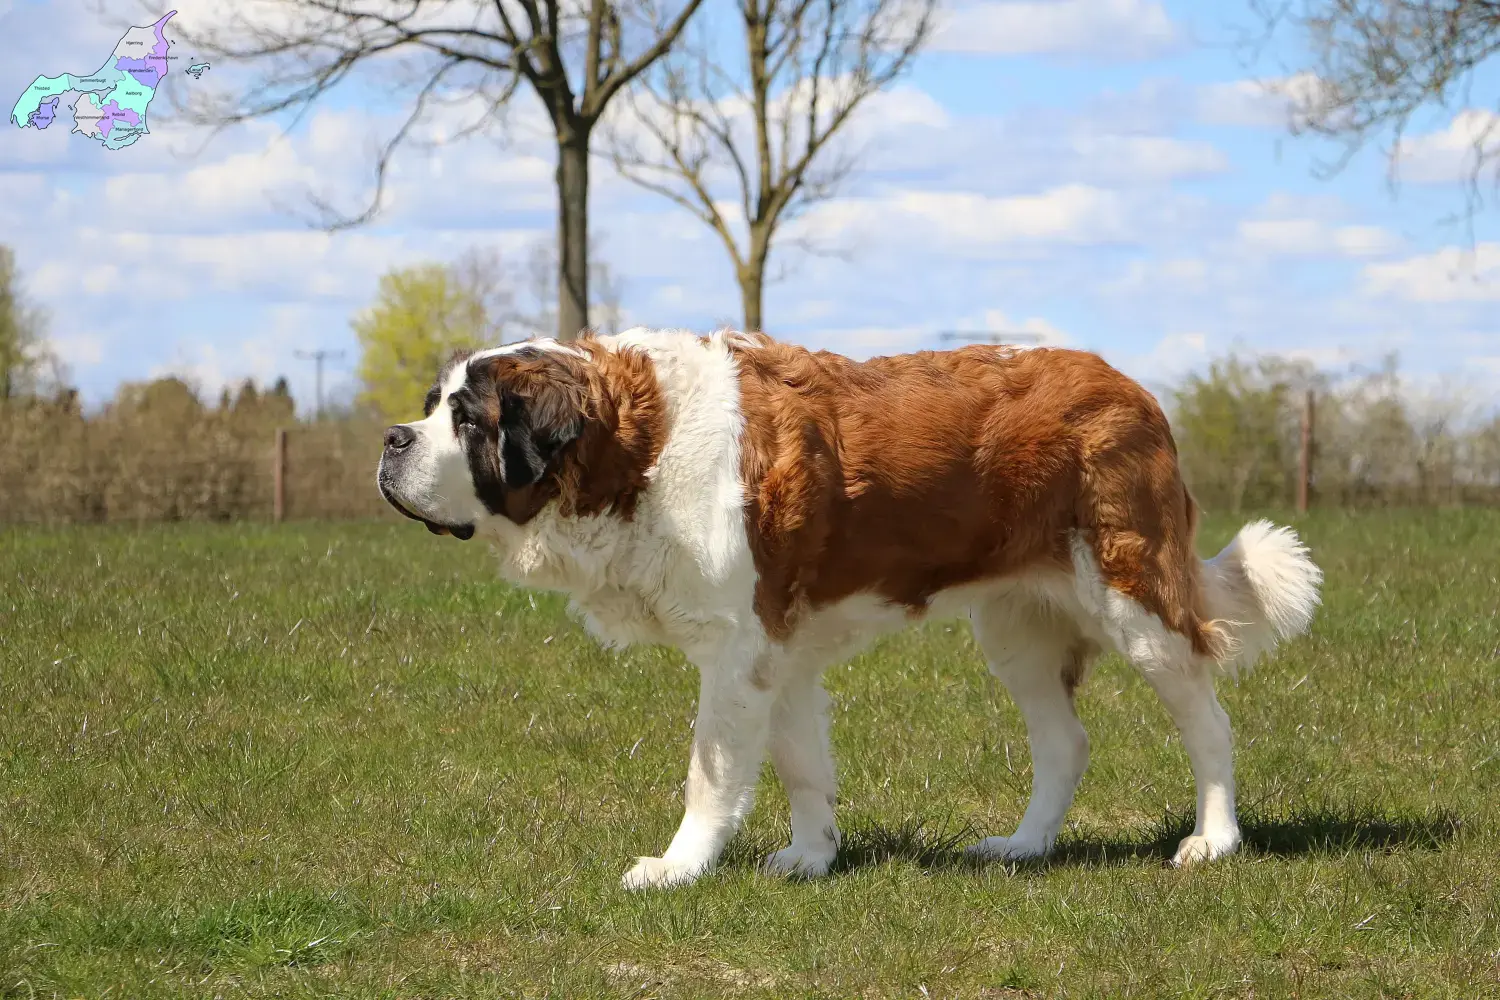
621, 655, 774, 890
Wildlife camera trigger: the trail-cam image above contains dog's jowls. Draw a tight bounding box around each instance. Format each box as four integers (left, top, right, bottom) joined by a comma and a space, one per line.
377, 329, 1322, 889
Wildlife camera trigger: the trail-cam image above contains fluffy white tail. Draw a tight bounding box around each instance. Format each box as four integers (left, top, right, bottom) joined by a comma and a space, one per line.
1200, 520, 1323, 675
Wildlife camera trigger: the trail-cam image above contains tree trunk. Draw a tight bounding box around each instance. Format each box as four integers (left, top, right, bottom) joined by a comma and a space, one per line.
738, 266, 764, 334
556, 128, 591, 341
738, 230, 769, 333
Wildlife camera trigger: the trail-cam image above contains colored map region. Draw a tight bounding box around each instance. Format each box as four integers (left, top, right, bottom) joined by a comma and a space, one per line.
10, 10, 180, 150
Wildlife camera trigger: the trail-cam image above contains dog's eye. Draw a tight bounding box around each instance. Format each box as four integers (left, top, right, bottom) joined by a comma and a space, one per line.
449, 397, 474, 432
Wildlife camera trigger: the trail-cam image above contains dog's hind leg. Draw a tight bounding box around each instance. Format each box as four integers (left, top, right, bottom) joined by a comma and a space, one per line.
1071, 533, 1242, 865
1141, 663, 1240, 865
966, 596, 1094, 861
764, 667, 840, 877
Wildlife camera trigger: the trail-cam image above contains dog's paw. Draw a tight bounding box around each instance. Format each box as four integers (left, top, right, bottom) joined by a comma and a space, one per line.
964, 835, 1048, 862
1170, 831, 1241, 867
620, 855, 707, 890
763, 844, 836, 879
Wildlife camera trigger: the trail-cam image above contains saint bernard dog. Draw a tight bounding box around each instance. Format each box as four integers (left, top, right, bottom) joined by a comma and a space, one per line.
376, 328, 1322, 889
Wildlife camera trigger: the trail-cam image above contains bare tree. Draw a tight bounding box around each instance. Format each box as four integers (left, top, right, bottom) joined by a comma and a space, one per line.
452, 246, 517, 339
1254, 1, 1500, 208
607, 0, 933, 332
511, 235, 626, 336
176, 0, 704, 340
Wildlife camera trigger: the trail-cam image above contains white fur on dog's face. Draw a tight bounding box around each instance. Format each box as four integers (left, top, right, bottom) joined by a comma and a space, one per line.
376, 339, 588, 537
376, 355, 487, 536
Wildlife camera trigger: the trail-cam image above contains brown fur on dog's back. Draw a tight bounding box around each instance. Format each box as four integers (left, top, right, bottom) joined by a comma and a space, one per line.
731, 339, 1219, 655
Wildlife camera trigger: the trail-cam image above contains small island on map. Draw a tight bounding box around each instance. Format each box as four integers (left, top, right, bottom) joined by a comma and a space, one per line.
9, 10, 179, 150
186, 63, 210, 80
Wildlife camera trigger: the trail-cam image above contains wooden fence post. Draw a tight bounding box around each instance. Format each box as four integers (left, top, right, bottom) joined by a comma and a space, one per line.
273, 428, 287, 523
1297, 389, 1314, 514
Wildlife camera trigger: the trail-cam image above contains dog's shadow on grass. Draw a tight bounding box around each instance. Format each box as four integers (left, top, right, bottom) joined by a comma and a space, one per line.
1041, 806, 1462, 869
726, 807, 1463, 876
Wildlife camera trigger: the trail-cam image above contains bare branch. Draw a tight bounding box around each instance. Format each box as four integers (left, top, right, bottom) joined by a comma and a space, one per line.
588, 0, 709, 112
170, 0, 705, 338
177, 0, 703, 181
606, 0, 934, 326
308, 56, 463, 230
1255, 0, 1500, 222
491, 0, 541, 79
610, 84, 746, 266
586, 0, 608, 91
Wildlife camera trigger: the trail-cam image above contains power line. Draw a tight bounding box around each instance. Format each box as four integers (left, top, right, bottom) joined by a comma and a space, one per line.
293, 348, 346, 419
937, 330, 1043, 347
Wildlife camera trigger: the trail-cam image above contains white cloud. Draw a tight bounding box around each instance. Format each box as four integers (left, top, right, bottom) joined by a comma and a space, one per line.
1281, 344, 1359, 368
863, 87, 953, 130
1470, 355, 1500, 375
0, 173, 56, 230
1363, 244, 1500, 302
113, 229, 382, 298
1197, 73, 1324, 129
50, 333, 105, 368
933, 0, 1179, 60
1107, 256, 1210, 294
146, 302, 348, 408
1238, 218, 1399, 257
128, 227, 550, 300
953, 308, 1071, 346
80, 105, 557, 235
804, 184, 1131, 255
1126, 331, 1212, 384
101, 131, 322, 228
966, 308, 1074, 347
81, 263, 124, 296
813, 324, 935, 359
1231, 193, 1402, 258
1395, 109, 1500, 183
851, 114, 1229, 190
1067, 134, 1228, 181
902, 185, 1128, 243
1332, 225, 1401, 256
804, 311, 1066, 359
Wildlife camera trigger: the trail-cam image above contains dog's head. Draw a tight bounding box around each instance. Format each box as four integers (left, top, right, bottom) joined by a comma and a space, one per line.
376, 340, 662, 538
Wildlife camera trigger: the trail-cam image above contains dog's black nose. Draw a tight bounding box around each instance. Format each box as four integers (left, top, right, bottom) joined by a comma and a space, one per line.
384, 425, 416, 451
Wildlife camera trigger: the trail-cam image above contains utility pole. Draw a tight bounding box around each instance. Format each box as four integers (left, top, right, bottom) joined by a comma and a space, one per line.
1297, 388, 1315, 514
294, 349, 345, 419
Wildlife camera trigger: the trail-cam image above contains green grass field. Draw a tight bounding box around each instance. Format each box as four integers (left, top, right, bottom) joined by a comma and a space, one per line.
2, 511, 1498, 998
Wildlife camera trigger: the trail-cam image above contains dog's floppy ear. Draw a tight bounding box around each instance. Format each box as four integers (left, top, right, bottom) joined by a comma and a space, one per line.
497, 350, 589, 488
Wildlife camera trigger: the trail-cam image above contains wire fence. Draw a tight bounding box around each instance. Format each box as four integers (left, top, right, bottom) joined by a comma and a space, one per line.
0, 388, 390, 525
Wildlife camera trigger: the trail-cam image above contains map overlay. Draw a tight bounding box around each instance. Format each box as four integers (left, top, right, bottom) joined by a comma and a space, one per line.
10, 11, 208, 151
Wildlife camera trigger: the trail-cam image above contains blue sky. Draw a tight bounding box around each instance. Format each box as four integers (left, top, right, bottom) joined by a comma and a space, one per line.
4, 0, 1500, 412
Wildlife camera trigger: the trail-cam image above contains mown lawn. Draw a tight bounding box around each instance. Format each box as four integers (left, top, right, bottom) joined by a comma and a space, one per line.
1, 511, 1498, 998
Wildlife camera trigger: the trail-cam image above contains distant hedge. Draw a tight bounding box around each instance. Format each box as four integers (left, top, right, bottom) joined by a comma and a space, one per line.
1170, 355, 1500, 512
0, 379, 389, 524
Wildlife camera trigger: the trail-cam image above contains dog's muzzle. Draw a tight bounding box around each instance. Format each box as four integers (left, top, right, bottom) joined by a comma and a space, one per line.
379, 424, 476, 540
